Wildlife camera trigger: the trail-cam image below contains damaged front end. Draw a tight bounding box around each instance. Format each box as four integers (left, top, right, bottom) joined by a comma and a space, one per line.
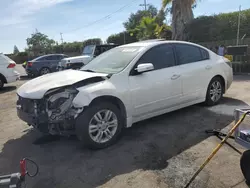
17, 87, 84, 136
17, 75, 109, 136
44, 87, 84, 135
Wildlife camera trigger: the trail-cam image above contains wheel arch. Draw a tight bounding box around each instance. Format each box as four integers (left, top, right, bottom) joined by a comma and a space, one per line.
0, 73, 7, 83
89, 95, 127, 127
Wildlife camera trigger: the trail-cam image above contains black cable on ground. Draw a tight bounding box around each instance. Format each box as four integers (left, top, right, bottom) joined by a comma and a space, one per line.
23, 158, 39, 177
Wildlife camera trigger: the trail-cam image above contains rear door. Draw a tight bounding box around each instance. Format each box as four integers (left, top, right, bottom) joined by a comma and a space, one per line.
46, 55, 62, 71
173, 43, 212, 103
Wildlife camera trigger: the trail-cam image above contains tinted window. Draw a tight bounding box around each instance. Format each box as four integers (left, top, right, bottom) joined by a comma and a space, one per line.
200, 48, 209, 60
174, 44, 204, 65
45, 55, 59, 60
138, 44, 175, 70
33, 56, 46, 61
55, 55, 64, 60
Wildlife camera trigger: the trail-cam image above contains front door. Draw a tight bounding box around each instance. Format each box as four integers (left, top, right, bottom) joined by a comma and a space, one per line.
129, 44, 182, 117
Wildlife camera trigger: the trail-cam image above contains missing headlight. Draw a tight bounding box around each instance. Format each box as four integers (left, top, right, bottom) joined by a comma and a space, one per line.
45, 88, 79, 122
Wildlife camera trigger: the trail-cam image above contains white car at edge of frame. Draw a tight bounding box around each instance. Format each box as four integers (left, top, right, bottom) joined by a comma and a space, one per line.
0, 53, 20, 89
16, 39, 233, 149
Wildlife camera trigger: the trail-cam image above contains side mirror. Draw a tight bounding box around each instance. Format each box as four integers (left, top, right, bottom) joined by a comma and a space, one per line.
135, 63, 154, 73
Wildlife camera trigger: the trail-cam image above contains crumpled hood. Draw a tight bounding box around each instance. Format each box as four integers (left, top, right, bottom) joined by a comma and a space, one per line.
17, 70, 108, 99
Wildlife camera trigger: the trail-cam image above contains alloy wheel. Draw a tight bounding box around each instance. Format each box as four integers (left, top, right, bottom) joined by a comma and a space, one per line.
209, 81, 222, 102
88, 109, 118, 143
40, 68, 50, 75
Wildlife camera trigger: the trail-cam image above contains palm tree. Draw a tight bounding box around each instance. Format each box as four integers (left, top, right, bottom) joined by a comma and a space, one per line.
162, 0, 196, 40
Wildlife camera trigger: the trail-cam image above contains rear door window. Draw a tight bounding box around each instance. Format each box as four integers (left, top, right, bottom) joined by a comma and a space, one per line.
200, 48, 210, 60
174, 44, 205, 65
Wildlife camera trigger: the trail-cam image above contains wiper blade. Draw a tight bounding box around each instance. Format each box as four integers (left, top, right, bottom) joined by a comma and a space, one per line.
83, 69, 95, 73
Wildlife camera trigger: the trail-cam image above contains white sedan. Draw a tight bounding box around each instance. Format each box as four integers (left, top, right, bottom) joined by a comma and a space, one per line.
0, 53, 20, 89
16, 40, 233, 149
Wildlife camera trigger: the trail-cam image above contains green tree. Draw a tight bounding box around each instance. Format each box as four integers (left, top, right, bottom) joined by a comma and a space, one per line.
155, 24, 172, 39
161, 0, 196, 40
107, 32, 137, 44
186, 9, 250, 42
26, 32, 55, 56
13, 45, 19, 55
123, 4, 159, 31
135, 17, 159, 40
83, 38, 102, 48
133, 17, 172, 40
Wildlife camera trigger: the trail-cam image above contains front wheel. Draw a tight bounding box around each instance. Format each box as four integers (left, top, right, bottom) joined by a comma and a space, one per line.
205, 77, 223, 106
76, 102, 124, 149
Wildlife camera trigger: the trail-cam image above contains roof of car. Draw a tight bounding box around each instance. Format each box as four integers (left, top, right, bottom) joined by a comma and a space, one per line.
37, 54, 66, 58
121, 40, 206, 49
42, 54, 66, 56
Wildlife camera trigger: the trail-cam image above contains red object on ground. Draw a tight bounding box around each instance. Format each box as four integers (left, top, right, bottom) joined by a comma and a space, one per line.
20, 159, 26, 177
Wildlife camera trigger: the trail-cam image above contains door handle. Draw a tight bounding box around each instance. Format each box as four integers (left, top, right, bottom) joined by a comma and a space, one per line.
171, 74, 180, 80
205, 65, 212, 70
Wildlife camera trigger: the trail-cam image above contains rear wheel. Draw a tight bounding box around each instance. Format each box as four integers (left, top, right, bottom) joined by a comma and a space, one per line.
240, 150, 250, 186
76, 102, 123, 149
205, 77, 223, 106
0, 77, 4, 89
39, 67, 51, 76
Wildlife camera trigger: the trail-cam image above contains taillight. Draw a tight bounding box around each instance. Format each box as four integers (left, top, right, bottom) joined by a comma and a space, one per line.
7, 63, 16, 68
27, 62, 33, 67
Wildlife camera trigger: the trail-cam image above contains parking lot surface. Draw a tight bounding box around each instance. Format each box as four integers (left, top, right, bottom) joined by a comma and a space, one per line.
0, 67, 250, 188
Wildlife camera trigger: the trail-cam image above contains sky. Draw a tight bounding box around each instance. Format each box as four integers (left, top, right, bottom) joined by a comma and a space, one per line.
0, 0, 249, 54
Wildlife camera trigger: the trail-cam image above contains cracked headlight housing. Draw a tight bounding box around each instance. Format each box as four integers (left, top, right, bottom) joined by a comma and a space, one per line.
45, 88, 79, 120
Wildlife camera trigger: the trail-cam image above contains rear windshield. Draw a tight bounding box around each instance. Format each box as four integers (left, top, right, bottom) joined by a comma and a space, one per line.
0, 54, 14, 64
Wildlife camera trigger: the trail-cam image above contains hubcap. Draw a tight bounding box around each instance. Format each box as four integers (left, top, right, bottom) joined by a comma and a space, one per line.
41, 68, 50, 75
88, 109, 118, 143
210, 81, 222, 102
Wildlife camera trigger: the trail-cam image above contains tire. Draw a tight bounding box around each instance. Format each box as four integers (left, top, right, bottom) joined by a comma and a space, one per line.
205, 77, 223, 106
0, 77, 4, 89
240, 150, 250, 186
39, 67, 51, 76
28, 73, 35, 78
76, 102, 124, 149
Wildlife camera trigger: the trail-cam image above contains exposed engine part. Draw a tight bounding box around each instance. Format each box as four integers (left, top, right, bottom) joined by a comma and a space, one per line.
44, 88, 84, 134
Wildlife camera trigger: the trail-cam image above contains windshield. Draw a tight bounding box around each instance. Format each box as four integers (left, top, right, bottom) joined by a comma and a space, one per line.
81, 46, 143, 74
83, 45, 95, 55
